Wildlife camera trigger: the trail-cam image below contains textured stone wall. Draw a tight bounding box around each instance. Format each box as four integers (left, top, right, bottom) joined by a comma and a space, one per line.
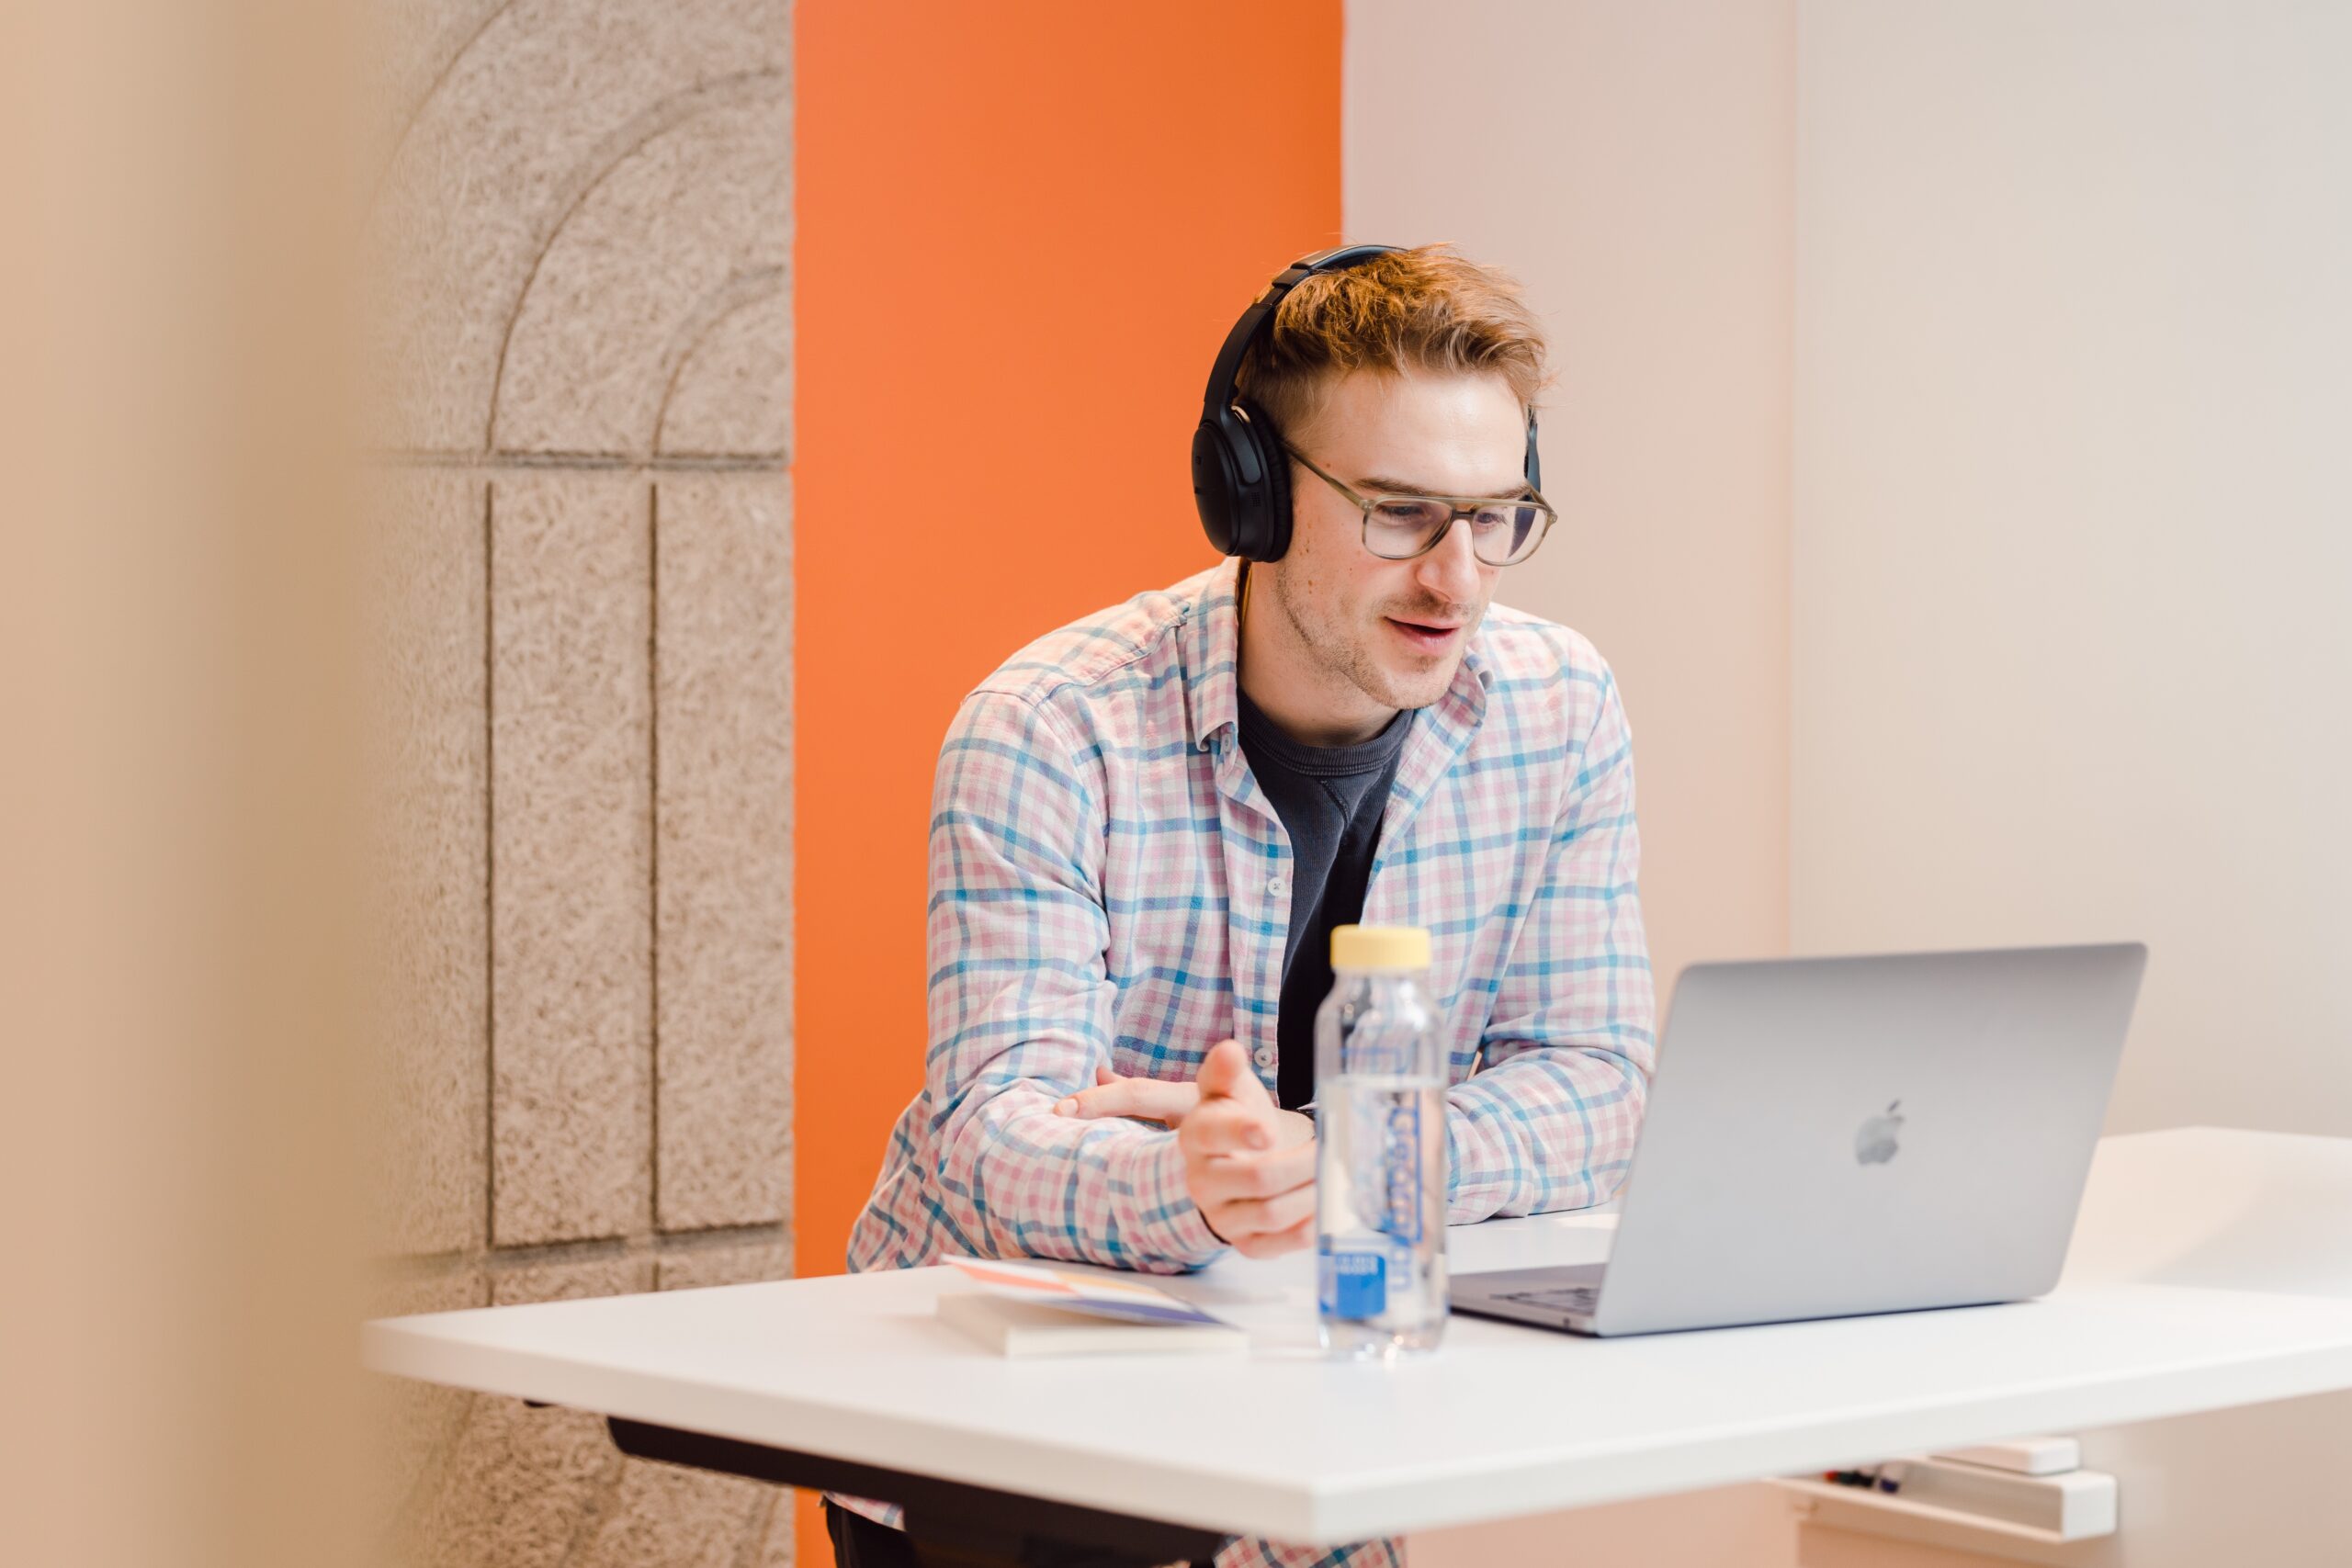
367, 3, 794, 1563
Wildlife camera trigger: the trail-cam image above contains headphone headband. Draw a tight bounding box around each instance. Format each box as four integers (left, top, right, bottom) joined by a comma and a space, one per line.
1198, 243, 1404, 423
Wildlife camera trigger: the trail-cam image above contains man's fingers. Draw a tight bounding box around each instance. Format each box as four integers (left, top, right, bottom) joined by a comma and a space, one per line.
1193, 1038, 1258, 1103
1053, 1060, 1132, 1116
1232, 1213, 1316, 1259
1192, 1144, 1316, 1209
1056, 1077, 1199, 1125
1183, 1099, 1278, 1155
1213, 1179, 1317, 1239
1272, 1108, 1316, 1150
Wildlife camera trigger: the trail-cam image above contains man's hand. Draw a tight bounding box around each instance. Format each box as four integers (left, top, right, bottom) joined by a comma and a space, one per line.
1054, 1041, 1316, 1255
1177, 1040, 1316, 1258
1054, 1061, 1202, 1128
1055, 1052, 1317, 1142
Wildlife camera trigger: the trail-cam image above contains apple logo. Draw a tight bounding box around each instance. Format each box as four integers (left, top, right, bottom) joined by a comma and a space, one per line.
1855, 1100, 1905, 1166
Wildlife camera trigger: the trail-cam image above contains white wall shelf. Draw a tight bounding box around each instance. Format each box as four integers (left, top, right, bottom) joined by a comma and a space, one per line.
1773, 1456, 2116, 1565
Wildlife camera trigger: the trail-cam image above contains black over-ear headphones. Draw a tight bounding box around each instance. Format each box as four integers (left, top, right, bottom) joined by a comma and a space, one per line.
1191, 243, 1542, 562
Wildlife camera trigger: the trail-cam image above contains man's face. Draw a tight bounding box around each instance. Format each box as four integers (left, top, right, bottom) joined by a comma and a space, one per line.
1261, 368, 1523, 731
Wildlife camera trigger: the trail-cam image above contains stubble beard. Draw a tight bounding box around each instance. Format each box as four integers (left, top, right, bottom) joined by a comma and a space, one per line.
1272, 560, 1476, 716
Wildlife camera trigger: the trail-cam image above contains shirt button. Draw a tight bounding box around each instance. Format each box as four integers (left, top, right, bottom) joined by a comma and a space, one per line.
1267, 874, 1288, 897
1252, 1044, 1276, 1070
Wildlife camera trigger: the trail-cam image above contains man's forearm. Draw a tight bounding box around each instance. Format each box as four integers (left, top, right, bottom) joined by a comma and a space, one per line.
1442, 1042, 1650, 1224
935, 1088, 1229, 1272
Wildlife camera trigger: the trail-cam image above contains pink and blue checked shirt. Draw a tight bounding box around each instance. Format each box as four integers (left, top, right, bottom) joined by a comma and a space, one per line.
848, 554, 1655, 1275
838, 556, 1656, 1568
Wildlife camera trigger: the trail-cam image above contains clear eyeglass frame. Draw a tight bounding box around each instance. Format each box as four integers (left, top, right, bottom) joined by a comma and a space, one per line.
1283, 444, 1558, 567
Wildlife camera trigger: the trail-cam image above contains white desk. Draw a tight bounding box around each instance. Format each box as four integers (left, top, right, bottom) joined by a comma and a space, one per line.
365, 1128, 2352, 1554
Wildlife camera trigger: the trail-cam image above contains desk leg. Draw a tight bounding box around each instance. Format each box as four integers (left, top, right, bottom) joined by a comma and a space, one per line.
605, 1418, 1228, 1568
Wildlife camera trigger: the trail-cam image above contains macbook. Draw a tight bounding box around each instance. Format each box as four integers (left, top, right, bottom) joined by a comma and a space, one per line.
1451, 943, 2148, 1337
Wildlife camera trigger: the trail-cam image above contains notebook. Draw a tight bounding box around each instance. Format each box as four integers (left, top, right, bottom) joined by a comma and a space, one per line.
935, 1257, 1248, 1358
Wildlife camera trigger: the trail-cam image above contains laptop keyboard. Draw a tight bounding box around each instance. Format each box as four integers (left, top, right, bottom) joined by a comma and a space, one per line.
1498, 1284, 1600, 1314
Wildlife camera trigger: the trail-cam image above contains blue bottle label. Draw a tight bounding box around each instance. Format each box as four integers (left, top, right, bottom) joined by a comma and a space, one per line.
1381, 1097, 1422, 1244
1319, 1243, 1387, 1319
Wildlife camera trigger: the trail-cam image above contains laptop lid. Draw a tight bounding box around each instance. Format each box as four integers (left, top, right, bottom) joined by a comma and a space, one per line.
1586, 942, 2146, 1337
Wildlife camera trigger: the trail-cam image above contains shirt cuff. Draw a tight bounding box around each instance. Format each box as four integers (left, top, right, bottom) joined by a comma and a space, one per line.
1444, 1113, 1465, 1211
1108, 1127, 1228, 1271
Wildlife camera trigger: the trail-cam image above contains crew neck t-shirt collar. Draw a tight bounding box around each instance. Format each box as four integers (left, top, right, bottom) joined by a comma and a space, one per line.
1234, 686, 1410, 775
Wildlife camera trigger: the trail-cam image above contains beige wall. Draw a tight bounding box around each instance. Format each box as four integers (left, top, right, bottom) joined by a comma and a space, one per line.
366, 1, 796, 1562
1792, 0, 2352, 1137
1794, 2, 2352, 1562
1345, 0, 1798, 1037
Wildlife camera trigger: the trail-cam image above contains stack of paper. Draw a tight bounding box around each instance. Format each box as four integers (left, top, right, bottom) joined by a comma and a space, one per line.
936, 1258, 1250, 1358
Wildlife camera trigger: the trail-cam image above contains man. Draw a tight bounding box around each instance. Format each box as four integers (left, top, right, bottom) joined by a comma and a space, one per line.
832, 245, 1655, 1568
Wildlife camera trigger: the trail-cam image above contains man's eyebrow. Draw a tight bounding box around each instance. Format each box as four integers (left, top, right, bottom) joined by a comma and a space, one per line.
1357, 474, 1532, 501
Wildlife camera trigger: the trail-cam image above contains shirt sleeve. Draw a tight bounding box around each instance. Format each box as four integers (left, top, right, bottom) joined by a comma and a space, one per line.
923, 688, 1227, 1273
1445, 665, 1657, 1222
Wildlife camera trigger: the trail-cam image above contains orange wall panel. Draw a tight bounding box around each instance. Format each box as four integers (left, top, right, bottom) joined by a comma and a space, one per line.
795, 3, 1340, 1555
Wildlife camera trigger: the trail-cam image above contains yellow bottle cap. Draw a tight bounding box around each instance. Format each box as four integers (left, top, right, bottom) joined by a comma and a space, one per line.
1329, 924, 1430, 974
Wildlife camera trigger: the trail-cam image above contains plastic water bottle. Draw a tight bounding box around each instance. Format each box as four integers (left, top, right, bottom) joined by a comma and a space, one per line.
1315, 923, 1448, 1358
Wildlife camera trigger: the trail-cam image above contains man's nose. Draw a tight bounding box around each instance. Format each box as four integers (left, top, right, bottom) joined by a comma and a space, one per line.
1414, 516, 1483, 603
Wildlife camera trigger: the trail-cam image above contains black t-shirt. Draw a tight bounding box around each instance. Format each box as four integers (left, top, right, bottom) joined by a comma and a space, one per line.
1234, 687, 1412, 1110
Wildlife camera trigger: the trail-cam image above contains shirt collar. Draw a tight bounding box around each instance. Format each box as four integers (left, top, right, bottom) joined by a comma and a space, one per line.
1182, 556, 1493, 754
1182, 556, 1246, 753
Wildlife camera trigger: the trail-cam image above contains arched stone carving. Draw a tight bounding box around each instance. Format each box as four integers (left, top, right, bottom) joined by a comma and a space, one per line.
369, 0, 788, 455
367, 2, 794, 1564
656, 273, 788, 458
491, 81, 788, 456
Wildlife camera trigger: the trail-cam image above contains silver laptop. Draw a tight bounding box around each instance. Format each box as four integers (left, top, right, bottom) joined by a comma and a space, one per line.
1451, 943, 2147, 1337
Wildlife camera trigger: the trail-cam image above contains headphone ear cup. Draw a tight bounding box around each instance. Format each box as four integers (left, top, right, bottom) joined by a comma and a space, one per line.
1227, 400, 1290, 563
1195, 402, 1286, 561
1191, 419, 1240, 556
1254, 420, 1294, 563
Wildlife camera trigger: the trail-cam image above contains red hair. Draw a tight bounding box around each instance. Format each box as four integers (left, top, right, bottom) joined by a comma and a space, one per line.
1236, 243, 1549, 442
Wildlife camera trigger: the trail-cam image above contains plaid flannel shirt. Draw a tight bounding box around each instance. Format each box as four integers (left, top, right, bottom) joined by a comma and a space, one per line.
839, 556, 1656, 1567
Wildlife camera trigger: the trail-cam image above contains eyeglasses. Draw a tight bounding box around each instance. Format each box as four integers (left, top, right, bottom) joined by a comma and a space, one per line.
1284, 445, 1557, 567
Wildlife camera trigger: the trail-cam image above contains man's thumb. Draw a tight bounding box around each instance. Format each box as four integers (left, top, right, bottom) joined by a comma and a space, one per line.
1196, 1038, 1260, 1102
